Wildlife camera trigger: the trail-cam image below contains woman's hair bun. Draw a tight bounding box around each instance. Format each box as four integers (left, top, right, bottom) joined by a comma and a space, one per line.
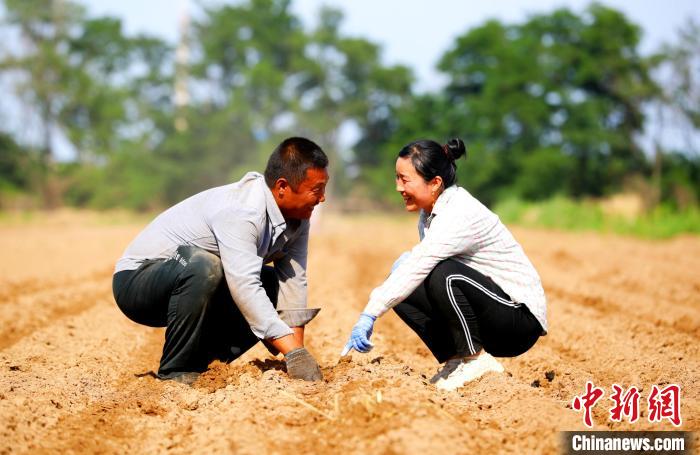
444, 138, 467, 161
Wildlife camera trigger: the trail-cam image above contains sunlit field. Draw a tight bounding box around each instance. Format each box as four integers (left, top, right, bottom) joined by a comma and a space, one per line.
1, 211, 698, 453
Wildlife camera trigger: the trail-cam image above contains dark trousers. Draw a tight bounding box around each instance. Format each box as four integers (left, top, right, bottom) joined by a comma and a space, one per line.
393, 259, 542, 363
112, 245, 277, 377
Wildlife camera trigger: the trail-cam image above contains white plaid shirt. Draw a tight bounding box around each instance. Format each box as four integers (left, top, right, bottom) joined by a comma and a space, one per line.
363, 185, 547, 334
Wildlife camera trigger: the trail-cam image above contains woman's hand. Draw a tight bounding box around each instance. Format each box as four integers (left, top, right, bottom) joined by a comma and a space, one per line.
341, 313, 377, 356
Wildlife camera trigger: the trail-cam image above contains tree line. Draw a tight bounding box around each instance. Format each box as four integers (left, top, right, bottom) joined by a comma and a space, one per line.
0, 0, 698, 211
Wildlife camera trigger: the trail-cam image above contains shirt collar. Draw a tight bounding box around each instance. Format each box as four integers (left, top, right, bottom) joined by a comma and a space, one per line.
264, 186, 286, 230
422, 185, 458, 228
433, 184, 458, 214
241, 172, 287, 230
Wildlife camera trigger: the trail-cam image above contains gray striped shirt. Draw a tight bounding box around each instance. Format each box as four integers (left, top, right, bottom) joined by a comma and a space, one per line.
364, 185, 548, 334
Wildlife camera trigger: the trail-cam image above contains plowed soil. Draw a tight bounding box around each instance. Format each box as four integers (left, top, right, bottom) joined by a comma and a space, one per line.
1, 211, 698, 454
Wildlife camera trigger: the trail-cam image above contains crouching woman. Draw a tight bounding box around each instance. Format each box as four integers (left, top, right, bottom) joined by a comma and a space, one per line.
342, 138, 547, 391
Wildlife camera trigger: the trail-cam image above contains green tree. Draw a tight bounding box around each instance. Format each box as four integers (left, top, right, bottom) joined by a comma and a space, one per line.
0, 131, 33, 191
185, 2, 413, 198
1, 1, 174, 208
658, 19, 700, 135
1, 0, 85, 206
379, 4, 659, 204
297, 7, 413, 194
160, 0, 311, 201
1, 0, 84, 164
192, 0, 309, 125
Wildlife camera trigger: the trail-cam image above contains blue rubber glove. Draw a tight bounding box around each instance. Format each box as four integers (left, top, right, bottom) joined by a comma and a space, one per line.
341, 313, 377, 356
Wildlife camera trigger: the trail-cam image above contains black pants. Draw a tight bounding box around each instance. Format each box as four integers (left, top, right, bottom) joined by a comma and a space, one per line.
393, 259, 542, 363
112, 245, 277, 378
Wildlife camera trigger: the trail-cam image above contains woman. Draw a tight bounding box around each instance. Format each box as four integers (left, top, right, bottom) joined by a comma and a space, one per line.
341, 138, 547, 391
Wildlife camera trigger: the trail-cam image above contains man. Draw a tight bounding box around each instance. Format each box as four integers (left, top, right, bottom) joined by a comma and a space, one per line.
112, 137, 328, 384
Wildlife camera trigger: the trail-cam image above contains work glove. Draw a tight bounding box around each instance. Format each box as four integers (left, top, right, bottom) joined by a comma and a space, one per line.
284, 347, 323, 381
341, 313, 377, 356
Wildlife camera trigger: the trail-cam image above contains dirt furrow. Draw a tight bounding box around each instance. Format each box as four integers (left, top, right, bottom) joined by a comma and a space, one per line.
0, 269, 114, 350
0, 303, 161, 454
1, 214, 697, 454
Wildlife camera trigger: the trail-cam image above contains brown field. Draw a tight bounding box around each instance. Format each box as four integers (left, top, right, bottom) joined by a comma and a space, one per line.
0, 210, 698, 454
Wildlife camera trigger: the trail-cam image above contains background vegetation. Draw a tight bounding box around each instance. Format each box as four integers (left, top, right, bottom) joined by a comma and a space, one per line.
1, 0, 698, 236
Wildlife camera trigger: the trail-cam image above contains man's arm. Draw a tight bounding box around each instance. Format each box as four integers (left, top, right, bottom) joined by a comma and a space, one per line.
211, 209, 320, 379
274, 220, 309, 311
211, 209, 294, 341
291, 326, 304, 345
363, 211, 473, 318
266, 327, 304, 354
267, 219, 308, 355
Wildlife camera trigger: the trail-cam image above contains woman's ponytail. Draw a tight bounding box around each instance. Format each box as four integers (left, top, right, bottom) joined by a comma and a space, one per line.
444, 138, 467, 162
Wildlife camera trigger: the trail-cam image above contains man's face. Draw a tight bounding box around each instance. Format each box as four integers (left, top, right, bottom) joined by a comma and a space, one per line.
275, 167, 329, 220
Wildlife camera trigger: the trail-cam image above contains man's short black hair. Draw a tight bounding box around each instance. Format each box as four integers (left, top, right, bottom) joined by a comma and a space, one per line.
264, 137, 328, 189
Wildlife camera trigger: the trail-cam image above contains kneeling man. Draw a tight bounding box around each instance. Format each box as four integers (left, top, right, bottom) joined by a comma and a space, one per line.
112, 137, 328, 384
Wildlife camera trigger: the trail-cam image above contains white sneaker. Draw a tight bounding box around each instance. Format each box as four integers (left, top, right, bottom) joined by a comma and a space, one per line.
435, 352, 504, 391
429, 358, 462, 384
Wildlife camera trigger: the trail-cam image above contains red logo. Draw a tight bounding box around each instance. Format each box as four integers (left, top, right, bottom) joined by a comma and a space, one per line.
648, 384, 682, 426
572, 381, 605, 427
572, 382, 682, 427
609, 384, 641, 423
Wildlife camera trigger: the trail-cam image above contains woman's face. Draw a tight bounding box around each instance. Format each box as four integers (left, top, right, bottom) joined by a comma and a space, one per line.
395, 156, 438, 213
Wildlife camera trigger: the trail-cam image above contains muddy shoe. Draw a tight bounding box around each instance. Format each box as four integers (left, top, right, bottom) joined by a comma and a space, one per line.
158, 372, 201, 386
430, 358, 462, 384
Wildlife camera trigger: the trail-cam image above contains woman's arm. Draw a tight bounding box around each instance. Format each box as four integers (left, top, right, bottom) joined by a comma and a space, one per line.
363, 212, 474, 319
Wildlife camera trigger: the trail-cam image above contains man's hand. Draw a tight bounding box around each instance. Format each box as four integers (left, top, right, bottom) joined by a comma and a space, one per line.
341, 313, 377, 356
284, 347, 323, 381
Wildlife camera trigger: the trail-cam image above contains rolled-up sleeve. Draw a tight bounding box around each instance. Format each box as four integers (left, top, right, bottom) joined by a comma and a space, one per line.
210, 209, 293, 340
274, 221, 309, 311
